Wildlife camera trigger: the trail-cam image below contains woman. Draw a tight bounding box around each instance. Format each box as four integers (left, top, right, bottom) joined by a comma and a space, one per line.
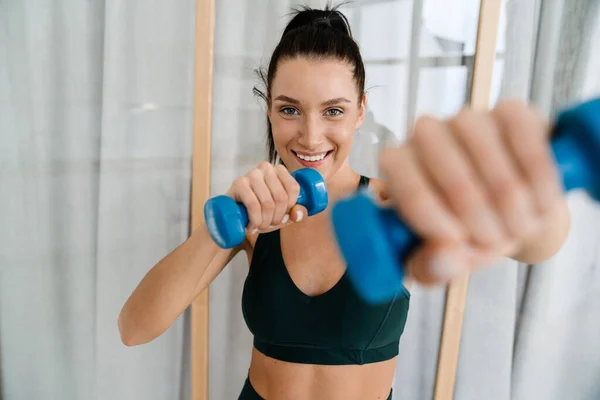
118, 5, 570, 399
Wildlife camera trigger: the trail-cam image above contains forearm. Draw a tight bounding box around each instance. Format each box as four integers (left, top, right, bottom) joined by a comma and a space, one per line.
118, 222, 234, 346
510, 198, 571, 264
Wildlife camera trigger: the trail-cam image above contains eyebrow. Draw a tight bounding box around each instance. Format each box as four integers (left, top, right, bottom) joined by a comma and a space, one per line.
273, 95, 352, 107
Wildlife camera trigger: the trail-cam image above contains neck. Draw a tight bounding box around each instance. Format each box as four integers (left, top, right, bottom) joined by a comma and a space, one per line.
324, 159, 361, 203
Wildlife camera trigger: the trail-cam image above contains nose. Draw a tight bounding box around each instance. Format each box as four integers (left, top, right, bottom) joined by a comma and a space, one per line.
297, 115, 324, 150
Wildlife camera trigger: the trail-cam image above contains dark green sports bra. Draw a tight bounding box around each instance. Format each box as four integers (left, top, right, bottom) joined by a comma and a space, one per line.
241, 176, 410, 365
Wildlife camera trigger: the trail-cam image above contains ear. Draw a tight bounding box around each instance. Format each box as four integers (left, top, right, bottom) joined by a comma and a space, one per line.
355, 93, 367, 129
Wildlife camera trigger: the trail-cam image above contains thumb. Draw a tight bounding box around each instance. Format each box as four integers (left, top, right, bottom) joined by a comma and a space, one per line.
288, 204, 308, 224
250, 204, 308, 235
405, 242, 474, 286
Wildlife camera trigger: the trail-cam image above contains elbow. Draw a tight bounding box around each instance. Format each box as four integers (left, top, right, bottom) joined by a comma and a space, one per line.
118, 309, 149, 347
118, 313, 138, 347
118, 309, 164, 347
119, 330, 139, 348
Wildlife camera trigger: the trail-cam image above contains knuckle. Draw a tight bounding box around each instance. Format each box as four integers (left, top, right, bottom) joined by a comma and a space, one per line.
274, 164, 288, 174
232, 176, 250, 192
288, 192, 299, 208
258, 161, 273, 172
245, 196, 260, 211
290, 181, 301, 195
528, 149, 552, 172
492, 177, 522, 204
454, 106, 476, 123
451, 108, 477, 135
494, 98, 527, 115
495, 183, 535, 235
273, 191, 288, 205
236, 176, 249, 186
246, 204, 262, 222
247, 168, 263, 180
398, 185, 428, 216
412, 115, 439, 142
447, 179, 485, 214
262, 198, 275, 211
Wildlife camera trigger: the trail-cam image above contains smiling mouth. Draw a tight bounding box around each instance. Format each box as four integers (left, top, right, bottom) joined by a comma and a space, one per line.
292, 150, 333, 166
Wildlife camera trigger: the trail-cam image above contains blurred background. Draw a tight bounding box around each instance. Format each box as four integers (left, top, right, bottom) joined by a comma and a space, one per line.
1, 0, 600, 399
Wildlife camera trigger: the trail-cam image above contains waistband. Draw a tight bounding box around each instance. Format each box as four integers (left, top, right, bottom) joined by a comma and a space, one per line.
238, 376, 393, 400
253, 339, 399, 365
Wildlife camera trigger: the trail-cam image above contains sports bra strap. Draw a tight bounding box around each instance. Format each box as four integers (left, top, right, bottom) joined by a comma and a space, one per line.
358, 175, 370, 189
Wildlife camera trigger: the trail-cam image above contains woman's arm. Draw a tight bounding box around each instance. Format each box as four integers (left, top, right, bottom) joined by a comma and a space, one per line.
118, 221, 243, 346
118, 161, 307, 347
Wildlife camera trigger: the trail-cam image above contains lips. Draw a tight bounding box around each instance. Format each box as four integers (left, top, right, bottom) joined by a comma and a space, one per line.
292, 150, 333, 167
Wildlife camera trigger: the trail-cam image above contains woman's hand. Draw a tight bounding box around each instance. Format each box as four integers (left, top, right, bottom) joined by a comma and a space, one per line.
379, 100, 570, 285
226, 162, 307, 236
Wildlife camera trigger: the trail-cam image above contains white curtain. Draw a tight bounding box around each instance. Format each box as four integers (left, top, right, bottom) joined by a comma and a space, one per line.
2, 1, 600, 400
1, 1, 195, 399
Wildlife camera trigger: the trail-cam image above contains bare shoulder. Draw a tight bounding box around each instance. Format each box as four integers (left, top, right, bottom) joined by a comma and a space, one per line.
366, 177, 389, 203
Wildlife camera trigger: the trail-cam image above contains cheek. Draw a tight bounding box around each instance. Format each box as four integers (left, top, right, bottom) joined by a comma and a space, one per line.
271, 119, 297, 146
328, 120, 355, 148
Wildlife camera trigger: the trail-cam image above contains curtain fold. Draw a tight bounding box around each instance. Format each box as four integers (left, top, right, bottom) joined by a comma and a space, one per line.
1, 1, 196, 399
509, 1, 600, 399
2, 1, 600, 399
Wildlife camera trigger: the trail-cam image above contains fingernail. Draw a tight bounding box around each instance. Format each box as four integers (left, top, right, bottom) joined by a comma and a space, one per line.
251, 228, 259, 234
281, 214, 290, 224
296, 210, 304, 221
429, 250, 466, 281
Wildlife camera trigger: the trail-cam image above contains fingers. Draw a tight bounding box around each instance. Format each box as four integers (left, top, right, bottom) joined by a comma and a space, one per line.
248, 167, 277, 231
380, 100, 560, 281
275, 164, 301, 211
405, 242, 471, 286
229, 176, 263, 231
379, 146, 465, 244
229, 162, 307, 235
405, 238, 522, 285
411, 116, 504, 247
492, 100, 562, 215
289, 204, 307, 223
450, 108, 538, 239
247, 204, 307, 236
259, 163, 289, 227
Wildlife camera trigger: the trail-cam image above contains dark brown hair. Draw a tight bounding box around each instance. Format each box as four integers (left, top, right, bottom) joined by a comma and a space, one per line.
254, 3, 366, 164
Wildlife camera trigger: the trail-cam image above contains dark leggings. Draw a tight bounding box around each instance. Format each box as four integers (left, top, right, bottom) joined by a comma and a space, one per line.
238, 378, 263, 400
238, 377, 393, 399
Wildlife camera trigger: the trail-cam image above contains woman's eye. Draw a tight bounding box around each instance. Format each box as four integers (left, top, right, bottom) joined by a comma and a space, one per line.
281, 107, 299, 116
326, 109, 343, 117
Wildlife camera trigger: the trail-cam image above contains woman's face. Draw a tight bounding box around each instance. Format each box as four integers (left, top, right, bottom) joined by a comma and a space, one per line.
268, 57, 366, 181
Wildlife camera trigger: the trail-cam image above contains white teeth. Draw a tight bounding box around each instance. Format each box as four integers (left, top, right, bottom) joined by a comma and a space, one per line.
296, 153, 327, 161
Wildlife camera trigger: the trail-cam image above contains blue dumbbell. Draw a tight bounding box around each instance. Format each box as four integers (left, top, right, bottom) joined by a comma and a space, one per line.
331, 97, 600, 303
205, 168, 328, 249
